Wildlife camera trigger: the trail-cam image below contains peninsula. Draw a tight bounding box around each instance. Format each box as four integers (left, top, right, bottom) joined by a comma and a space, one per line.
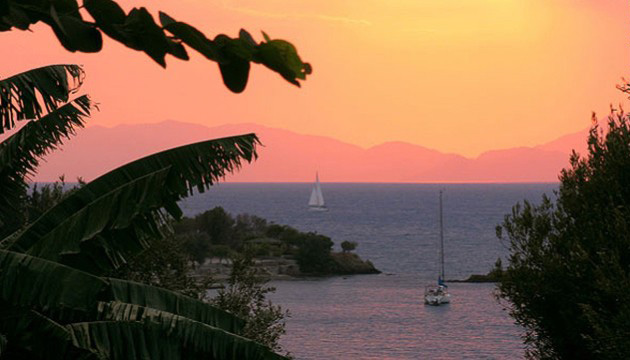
174, 207, 380, 280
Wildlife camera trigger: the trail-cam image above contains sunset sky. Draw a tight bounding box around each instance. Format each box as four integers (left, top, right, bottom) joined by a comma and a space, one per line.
2, 0, 628, 157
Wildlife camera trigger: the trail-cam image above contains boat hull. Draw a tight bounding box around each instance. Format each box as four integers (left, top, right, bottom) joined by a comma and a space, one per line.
309, 206, 329, 212
424, 284, 450, 306
424, 293, 451, 306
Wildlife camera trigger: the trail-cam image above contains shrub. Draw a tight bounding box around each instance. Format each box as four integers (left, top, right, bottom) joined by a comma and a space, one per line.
497, 110, 630, 359
340, 241, 358, 253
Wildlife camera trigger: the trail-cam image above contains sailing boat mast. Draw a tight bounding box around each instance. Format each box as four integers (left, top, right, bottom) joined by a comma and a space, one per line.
439, 190, 445, 281
424, 189, 451, 305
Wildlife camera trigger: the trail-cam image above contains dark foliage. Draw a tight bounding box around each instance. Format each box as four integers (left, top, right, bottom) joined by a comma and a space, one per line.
176, 207, 340, 274
341, 240, 358, 253
295, 234, 335, 274
212, 251, 289, 354
112, 234, 212, 300
0, 177, 81, 239
0, 1, 311, 93
497, 110, 630, 359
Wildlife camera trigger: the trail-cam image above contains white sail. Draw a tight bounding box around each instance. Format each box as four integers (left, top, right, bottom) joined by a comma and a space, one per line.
308, 172, 326, 209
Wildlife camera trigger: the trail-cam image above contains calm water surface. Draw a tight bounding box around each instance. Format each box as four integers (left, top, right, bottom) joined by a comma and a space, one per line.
181, 183, 557, 359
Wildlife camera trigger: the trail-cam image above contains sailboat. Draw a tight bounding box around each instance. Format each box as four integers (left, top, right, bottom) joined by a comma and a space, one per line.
308, 172, 328, 211
424, 190, 451, 306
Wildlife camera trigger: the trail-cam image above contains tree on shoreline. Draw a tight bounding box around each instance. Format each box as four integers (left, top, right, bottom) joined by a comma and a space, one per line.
497, 108, 630, 359
212, 251, 289, 354
341, 241, 357, 253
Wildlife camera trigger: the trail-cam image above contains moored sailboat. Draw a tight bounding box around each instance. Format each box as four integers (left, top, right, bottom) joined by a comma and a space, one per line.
424, 190, 451, 305
308, 172, 328, 211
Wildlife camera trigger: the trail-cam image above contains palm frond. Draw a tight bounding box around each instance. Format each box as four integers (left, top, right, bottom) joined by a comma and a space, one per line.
0, 65, 84, 133
0, 250, 244, 333
7, 135, 259, 275
0, 95, 91, 231
0, 250, 107, 313
106, 279, 244, 334
70, 305, 286, 360
21, 167, 172, 273
0, 306, 100, 360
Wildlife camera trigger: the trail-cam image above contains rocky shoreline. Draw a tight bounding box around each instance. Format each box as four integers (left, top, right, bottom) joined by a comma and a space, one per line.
195, 252, 380, 282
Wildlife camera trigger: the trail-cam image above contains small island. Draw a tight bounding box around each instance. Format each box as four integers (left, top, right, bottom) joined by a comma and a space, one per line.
449, 258, 504, 283
174, 207, 380, 280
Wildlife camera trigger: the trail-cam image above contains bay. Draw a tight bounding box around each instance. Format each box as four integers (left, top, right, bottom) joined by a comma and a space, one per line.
180, 183, 557, 359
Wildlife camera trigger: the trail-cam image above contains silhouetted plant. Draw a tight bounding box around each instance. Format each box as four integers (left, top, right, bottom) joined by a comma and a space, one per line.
0, 0, 311, 93
295, 234, 335, 274
212, 251, 289, 354
341, 240, 358, 253
497, 109, 630, 360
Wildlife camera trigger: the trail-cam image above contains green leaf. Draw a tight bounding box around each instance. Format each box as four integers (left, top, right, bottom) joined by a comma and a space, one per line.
122, 8, 170, 67
0, 64, 84, 133
165, 38, 189, 60
0, 5, 33, 30
239, 29, 257, 46
0, 250, 107, 313
83, 0, 128, 44
105, 280, 244, 334
160, 12, 219, 61
69, 315, 286, 360
255, 38, 312, 86
0, 250, 245, 333
49, 6, 102, 53
0, 95, 91, 236
22, 167, 173, 273
0, 307, 100, 360
219, 59, 251, 93
214, 35, 255, 93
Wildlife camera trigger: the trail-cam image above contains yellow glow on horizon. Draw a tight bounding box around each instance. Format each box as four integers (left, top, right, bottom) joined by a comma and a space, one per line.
2, 0, 627, 158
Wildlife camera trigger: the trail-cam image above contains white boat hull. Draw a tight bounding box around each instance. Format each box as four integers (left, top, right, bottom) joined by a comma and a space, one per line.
309, 206, 329, 212
424, 284, 450, 306
424, 293, 451, 306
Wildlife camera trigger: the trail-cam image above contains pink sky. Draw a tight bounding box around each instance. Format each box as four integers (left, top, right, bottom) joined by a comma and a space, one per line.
1, 0, 628, 157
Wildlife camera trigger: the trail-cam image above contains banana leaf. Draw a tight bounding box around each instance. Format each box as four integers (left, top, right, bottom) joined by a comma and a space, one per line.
0, 306, 100, 360
69, 315, 285, 360
0, 65, 84, 133
7, 134, 259, 275
0, 95, 91, 234
23, 167, 172, 272
105, 279, 244, 334
0, 250, 244, 333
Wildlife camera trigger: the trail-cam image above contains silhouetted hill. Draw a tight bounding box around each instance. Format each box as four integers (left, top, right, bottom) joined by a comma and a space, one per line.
32, 121, 589, 182
535, 128, 589, 156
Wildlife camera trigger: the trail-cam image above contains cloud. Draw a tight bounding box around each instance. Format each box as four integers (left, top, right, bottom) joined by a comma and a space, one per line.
220, 4, 371, 26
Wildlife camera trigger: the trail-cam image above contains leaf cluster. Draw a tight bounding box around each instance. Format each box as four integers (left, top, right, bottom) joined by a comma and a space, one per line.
0, 65, 89, 237
0, 0, 312, 93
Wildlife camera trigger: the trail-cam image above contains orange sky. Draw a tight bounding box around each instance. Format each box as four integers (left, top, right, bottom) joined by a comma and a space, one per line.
2, 0, 628, 156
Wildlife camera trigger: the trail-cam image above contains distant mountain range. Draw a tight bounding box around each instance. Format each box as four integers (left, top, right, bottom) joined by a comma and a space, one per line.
32, 121, 590, 182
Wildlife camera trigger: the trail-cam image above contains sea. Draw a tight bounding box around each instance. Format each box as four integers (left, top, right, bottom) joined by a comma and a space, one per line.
179, 183, 558, 359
